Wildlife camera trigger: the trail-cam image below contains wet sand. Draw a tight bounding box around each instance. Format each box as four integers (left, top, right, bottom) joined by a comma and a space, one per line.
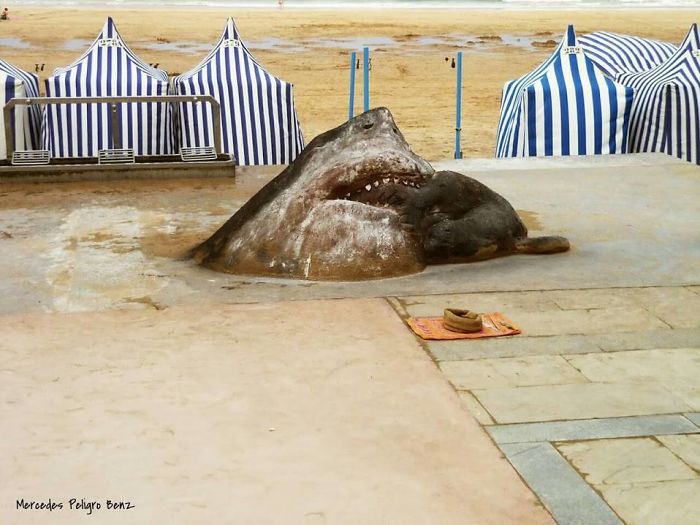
0, 7, 697, 159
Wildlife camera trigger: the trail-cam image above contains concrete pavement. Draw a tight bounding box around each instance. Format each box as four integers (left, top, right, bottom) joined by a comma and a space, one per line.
1, 152, 698, 523
0, 299, 552, 524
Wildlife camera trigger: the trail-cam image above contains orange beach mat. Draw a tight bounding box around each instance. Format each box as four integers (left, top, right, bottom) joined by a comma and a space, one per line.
407, 312, 521, 341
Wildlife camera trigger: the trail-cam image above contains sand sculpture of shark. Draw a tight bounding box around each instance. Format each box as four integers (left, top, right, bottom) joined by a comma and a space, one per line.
194, 108, 569, 280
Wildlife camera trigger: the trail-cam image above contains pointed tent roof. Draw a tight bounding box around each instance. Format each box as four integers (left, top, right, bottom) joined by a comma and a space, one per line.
43, 17, 175, 158
619, 23, 700, 86
52, 17, 167, 81
176, 17, 279, 82
579, 31, 677, 78
0, 57, 40, 100
617, 23, 700, 163
172, 17, 304, 165
0, 57, 40, 89
496, 25, 634, 158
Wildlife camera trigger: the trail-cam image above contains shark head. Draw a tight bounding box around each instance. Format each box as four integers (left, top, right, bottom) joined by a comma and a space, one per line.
195, 108, 435, 280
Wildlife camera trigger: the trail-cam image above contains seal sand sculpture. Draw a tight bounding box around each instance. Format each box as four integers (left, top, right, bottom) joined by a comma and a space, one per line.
194, 108, 569, 280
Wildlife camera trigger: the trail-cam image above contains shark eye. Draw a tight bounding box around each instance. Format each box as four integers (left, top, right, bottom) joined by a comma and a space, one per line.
363, 122, 374, 130
392, 127, 398, 134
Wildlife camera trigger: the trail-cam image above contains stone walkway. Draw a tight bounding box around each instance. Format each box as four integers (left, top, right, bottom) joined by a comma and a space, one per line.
389, 286, 700, 524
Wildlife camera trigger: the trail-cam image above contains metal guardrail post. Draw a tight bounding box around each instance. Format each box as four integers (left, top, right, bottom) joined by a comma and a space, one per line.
111, 103, 121, 150
3, 95, 222, 158
455, 51, 463, 160
363, 47, 370, 113
348, 51, 356, 121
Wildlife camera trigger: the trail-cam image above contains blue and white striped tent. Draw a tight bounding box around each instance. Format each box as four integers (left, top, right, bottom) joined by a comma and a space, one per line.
496, 25, 634, 158
617, 24, 700, 165
172, 18, 304, 166
579, 31, 677, 78
43, 17, 174, 158
0, 58, 41, 159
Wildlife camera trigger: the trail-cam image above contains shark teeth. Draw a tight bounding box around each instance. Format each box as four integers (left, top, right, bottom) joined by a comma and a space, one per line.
342, 175, 430, 201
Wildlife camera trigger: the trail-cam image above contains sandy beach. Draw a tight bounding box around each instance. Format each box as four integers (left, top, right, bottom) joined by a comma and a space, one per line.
0, 7, 697, 159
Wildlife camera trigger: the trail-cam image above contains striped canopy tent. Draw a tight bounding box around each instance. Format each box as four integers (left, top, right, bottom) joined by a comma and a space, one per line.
0, 59, 41, 159
617, 24, 700, 165
579, 31, 677, 78
172, 18, 304, 166
496, 25, 634, 158
43, 17, 174, 158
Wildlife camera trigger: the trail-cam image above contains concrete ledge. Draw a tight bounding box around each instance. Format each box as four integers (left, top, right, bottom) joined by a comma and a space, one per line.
436, 152, 694, 172
0, 159, 236, 183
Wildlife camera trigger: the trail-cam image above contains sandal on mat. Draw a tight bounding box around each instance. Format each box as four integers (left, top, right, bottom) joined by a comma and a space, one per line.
443, 308, 483, 333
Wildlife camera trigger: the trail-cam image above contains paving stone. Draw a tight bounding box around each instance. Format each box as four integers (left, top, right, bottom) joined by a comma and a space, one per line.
599, 480, 700, 525
488, 415, 700, 444
685, 413, 700, 428
671, 386, 700, 412
657, 435, 700, 471
441, 356, 586, 390
397, 291, 560, 318
426, 334, 601, 362
500, 442, 621, 525
566, 349, 700, 410
457, 391, 495, 425
566, 348, 700, 384
625, 287, 700, 329
474, 383, 693, 424
513, 307, 668, 337
557, 438, 697, 485
544, 288, 639, 310
593, 328, 700, 352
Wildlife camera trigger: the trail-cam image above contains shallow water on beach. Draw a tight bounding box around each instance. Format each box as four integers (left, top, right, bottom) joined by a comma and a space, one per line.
0, 33, 545, 55
0, 37, 31, 49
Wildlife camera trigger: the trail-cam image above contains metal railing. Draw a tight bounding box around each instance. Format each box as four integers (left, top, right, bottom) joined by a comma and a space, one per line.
3, 95, 222, 159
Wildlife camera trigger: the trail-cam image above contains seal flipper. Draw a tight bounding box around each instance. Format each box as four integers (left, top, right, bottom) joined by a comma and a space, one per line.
513, 236, 570, 254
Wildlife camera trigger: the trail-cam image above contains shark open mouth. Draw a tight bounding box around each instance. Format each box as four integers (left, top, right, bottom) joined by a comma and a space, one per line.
329, 172, 431, 210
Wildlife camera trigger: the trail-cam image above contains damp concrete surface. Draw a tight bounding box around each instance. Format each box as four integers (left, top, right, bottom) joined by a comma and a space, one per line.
1, 152, 698, 524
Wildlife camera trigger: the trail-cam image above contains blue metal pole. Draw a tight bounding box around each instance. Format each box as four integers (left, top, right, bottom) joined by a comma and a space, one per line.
348, 51, 356, 120
455, 51, 463, 159
363, 47, 370, 112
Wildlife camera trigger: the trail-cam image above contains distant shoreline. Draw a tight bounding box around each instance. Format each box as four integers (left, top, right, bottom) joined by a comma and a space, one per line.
4, 2, 700, 10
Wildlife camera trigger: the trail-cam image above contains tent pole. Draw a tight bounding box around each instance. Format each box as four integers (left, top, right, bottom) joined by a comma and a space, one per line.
348, 51, 356, 120
455, 51, 463, 160
363, 47, 370, 113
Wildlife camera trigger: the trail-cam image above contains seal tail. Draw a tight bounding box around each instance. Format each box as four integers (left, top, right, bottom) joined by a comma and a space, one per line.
514, 236, 570, 254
